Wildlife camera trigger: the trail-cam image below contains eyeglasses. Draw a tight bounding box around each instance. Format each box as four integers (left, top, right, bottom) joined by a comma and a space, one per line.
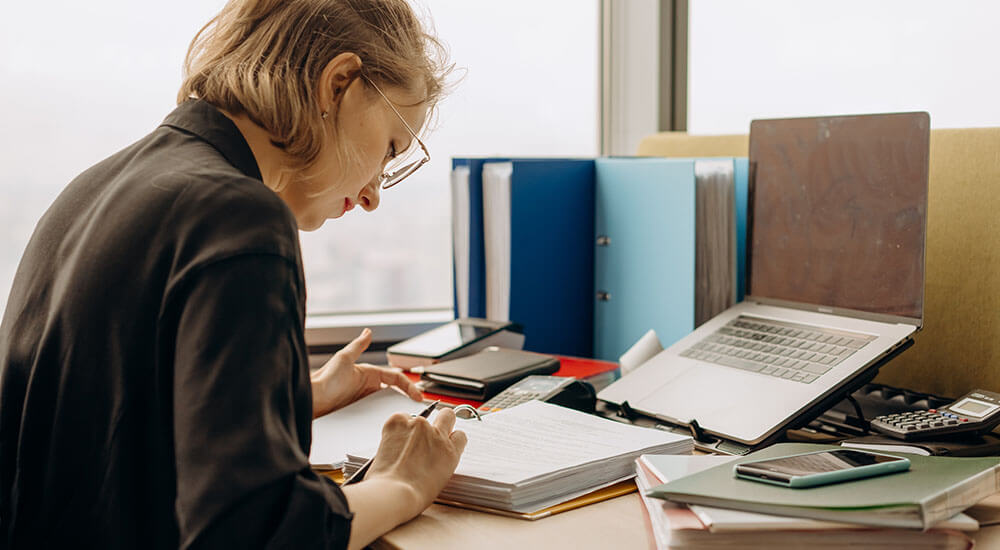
363, 76, 430, 189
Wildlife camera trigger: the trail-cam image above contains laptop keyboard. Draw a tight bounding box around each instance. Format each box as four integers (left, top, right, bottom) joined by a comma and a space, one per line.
679, 316, 875, 384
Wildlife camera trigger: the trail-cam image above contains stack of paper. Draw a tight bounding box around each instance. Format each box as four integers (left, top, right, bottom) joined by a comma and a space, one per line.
344, 400, 692, 514
636, 453, 979, 550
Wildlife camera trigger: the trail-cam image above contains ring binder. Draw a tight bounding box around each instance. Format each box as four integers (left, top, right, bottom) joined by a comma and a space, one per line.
452, 404, 482, 421
342, 400, 693, 517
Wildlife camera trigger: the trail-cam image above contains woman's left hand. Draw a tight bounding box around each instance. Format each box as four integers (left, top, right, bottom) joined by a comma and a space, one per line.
311, 328, 423, 418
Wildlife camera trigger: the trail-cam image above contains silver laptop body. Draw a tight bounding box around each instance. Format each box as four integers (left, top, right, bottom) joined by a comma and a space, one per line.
598, 112, 931, 447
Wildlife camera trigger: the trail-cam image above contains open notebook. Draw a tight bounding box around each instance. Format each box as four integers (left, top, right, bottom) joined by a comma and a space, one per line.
344, 400, 693, 514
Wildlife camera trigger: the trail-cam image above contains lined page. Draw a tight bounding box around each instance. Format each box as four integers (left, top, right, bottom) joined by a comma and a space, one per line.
451, 400, 690, 484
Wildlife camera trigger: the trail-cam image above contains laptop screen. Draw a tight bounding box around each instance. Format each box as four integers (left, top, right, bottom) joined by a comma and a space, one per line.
747, 112, 929, 322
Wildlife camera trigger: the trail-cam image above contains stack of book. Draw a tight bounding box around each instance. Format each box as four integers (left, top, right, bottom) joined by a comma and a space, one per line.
636, 443, 1000, 549
344, 400, 692, 518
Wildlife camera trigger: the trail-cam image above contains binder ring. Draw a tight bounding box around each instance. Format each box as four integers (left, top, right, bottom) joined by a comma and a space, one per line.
453, 404, 483, 421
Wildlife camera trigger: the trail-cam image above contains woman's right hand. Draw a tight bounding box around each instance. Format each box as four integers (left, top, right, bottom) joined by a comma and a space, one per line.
364, 407, 468, 518
339, 407, 467, 549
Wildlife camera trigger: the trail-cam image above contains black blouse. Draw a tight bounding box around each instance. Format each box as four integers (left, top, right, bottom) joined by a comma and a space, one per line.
0, 100, 353, 549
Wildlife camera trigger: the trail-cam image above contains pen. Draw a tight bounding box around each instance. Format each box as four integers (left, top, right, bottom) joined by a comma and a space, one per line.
341, 399, 441, 486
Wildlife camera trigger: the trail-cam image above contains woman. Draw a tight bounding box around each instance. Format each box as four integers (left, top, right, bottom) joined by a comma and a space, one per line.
0, 1, 465, 548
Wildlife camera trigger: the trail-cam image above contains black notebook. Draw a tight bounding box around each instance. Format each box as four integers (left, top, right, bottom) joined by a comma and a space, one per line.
419, 348, 559, 400
840, 433, 1000, 457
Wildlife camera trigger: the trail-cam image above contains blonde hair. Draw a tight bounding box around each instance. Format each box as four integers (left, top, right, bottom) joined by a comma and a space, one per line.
178, 0, 450, 178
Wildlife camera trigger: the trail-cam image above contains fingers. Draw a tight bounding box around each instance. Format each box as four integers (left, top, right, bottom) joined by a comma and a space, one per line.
355, 363, 423, 402
336, 328, 372, 363
450, 429, 468, 455
432, 406, 457, 435
378, 366, 423, 402
429, 408, 467, 455
383, 411, 411, 434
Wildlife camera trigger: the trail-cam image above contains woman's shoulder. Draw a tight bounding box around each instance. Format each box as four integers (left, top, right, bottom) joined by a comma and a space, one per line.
94, 122, 303, 272
155, 153, 301, 268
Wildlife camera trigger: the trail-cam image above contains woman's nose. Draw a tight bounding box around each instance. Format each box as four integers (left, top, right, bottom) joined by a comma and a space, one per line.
357, 177, 381, 212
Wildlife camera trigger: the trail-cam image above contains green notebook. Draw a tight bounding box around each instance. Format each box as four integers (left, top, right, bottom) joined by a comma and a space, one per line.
646, 442, 1000, 529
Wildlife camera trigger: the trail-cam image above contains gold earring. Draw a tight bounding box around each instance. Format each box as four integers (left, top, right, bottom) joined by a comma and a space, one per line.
321, 111, 329, 120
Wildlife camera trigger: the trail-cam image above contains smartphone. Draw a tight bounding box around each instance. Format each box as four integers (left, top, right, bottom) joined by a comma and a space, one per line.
734, 449, 910, 488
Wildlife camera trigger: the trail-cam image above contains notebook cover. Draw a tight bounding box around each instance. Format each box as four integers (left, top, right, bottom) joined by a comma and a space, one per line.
420, 348, 559, 400
646, 442, 1000, 528
408, 355, 619, 407
841, 433, 1000, 457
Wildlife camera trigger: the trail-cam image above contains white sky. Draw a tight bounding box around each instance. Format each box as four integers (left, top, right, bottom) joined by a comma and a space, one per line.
689, 0, 1000, 133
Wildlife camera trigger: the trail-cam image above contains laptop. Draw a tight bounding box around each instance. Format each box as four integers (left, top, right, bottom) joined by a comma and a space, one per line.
598, 112, 930, 449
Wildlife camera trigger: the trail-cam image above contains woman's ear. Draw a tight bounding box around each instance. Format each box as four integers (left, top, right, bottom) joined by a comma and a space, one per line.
318, 52, 363, 113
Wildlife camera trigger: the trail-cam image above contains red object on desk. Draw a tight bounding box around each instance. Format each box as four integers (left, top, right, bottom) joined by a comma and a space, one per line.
407, 355, 619, 408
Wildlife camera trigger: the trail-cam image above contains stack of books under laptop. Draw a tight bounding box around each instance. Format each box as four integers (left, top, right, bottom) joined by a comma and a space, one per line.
636, 443, 1000, 549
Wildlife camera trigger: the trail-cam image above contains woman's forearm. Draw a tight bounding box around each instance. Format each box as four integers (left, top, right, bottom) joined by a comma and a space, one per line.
341, 477, 422, 550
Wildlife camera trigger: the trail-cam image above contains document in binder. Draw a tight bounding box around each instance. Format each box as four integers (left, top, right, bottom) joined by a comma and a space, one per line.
343, 400, 693, 516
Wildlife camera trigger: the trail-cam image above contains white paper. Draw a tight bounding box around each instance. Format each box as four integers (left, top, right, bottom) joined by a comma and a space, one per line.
451, 400, 691, 484
618, 329, 665, 375
450, 165, 471, 318
310, 388, 425, 468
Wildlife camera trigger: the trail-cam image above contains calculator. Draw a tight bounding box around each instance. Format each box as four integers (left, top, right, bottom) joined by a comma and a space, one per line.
870, 388, 1000, 441
478, 376, 580, 413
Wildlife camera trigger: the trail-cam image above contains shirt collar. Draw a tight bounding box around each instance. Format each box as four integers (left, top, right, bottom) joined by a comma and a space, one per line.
161, 99, 262, 181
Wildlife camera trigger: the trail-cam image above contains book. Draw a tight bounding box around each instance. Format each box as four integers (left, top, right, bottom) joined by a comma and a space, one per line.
480, 159, 596, 357
453, 156, 749, 362
343, 399, 693, 515
646, 442, 1000, 530
840, 433, 1000, 457
404, 354, 621, 409
310, 388, 425, 470
419, 347, 560, 400
635, 455, 975, 549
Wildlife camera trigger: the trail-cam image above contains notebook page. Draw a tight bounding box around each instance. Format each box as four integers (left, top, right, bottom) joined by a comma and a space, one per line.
451, 400, 690, 484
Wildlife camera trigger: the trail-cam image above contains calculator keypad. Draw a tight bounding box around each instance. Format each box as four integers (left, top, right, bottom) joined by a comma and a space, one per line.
870, 409, 968, 440
479, 391, 545, 412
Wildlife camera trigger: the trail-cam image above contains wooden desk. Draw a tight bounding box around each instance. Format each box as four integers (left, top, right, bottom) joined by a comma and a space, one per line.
375, 492, 1000, 549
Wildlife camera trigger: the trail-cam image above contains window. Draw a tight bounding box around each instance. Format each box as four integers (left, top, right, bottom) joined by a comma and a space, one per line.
0, 1, 228, 316
688, 0, 1000, 134
0, 1, 599, 320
